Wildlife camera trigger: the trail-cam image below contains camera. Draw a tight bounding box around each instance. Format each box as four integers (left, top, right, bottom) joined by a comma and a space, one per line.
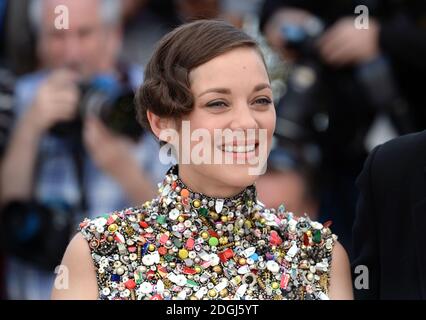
273, 18, 326, 167
50, 73, 143, 142
275, 16, 414, 154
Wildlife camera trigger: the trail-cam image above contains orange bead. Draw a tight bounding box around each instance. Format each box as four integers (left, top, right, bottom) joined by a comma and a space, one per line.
180, 189, 190, 198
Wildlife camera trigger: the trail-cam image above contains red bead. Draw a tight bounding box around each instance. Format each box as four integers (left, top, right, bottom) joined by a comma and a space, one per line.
270, 230, 282, 246
280, 274, 290, 289
303, 233, 310, 246
158, 246, 167, 255
208, 229, 219, 238
186, 238, 195, 250
139, 221, 149, 228
183, 267, 197, 275
218, 248, 234, 262
125, 279, 136, 290
159, 234, 169, 245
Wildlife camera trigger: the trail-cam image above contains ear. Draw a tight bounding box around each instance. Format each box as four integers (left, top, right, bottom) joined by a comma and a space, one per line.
146, 111, 177, 143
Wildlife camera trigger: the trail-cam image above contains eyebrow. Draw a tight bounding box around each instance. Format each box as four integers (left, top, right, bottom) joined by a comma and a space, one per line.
198, 83, 271, 97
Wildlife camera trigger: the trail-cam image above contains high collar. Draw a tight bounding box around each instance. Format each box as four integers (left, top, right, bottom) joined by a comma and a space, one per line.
159, 165, 258, 221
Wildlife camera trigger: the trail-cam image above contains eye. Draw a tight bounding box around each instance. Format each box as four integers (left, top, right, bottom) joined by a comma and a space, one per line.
253, 97, 272, 106
206, 100, 229, 108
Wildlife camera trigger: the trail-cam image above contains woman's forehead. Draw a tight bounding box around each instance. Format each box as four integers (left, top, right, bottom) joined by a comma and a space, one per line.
189, 48, 269, 91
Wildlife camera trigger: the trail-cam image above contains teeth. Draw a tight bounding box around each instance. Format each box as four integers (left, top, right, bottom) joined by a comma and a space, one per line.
222, 144, 256, 153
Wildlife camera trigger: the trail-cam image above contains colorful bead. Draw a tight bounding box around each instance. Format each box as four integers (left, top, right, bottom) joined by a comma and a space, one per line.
180, 189, 190, 198
178, 249, 189, 259
208, 237, 219, 247
79, 165, 335, 301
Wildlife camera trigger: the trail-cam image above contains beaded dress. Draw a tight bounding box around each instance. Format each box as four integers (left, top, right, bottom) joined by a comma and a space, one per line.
79, 165, 336, 300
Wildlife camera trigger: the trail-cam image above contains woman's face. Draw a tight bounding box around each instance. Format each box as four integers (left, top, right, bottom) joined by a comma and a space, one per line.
175, 47, 276, 196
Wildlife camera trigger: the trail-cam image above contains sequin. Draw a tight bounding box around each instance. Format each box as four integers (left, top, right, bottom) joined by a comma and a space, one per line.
80, 165, 336, 300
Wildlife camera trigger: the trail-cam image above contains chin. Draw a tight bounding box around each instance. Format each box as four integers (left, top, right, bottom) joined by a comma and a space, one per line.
216, 164, 260, 188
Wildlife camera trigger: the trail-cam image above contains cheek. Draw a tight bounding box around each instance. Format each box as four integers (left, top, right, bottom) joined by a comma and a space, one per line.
47, 39, 65, 57
184, 110, 223, 143
257, 108, 276, 141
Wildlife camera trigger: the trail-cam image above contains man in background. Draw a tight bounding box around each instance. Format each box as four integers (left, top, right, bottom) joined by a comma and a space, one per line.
0, 0, 167, 299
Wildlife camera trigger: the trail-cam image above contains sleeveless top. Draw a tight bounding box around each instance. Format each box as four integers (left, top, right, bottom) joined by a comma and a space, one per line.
79, 165, 336, 300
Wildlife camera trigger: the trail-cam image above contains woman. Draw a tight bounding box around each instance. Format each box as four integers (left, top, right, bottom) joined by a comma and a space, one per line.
51, 20, 353, 300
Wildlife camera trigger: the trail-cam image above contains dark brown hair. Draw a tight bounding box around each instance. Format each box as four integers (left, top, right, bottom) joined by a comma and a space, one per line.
135, 19, 265, 133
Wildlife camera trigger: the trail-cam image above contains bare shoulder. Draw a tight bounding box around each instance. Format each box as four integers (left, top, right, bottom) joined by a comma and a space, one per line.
51, 233, 99, 300
328, 240, 354, 300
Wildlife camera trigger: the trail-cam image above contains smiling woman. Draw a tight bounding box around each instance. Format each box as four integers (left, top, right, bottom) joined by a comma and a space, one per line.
51, 20, 353, 300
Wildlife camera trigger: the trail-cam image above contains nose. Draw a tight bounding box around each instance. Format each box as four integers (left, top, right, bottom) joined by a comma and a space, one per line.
229, 101, 259, 131
63, 34, 82, 67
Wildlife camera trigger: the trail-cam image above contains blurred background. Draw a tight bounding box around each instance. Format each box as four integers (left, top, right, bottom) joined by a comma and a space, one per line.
0, 0, 425, 299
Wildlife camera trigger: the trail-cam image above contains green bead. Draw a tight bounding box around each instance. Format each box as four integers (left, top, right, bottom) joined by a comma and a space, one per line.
157, 215, 166, 225
313, 230, 322, 243
173, 238, 183, 248
209, 237, 219, 247
187, 279, 198, 287
165, 254, 174, 262
199, 207, 208, 217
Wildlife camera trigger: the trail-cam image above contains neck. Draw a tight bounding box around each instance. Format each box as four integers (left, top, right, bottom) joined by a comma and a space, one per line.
178, 164, 248, 199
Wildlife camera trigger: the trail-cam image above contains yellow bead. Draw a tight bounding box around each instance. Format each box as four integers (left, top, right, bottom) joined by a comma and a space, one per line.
148, 244, 156, 252
306, 230, 312, 236
209, 211, 219, 220
108, 224, 118, 233
272, 282, 279, 290
193, 200, 201, 208
178, 249, 189, 259
238, 258, 246, 265
219, 236, 228, 245
208, 289, 217, 298
219, 288, 228, 298
221, 216, 228, 223
212, 265, 222, 274
201, 231, 209, 239
260, 218, 266, 224
244, 220, 252, 228
195, 266, 202, 273
178, 216, 185, 223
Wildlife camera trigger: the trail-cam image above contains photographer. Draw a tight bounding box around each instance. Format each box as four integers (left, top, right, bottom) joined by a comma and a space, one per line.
0, 0, 167, 299
259, 0, 426, 257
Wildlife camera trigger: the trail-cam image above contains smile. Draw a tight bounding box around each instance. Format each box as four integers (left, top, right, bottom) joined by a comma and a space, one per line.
220, 144, 257, 153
